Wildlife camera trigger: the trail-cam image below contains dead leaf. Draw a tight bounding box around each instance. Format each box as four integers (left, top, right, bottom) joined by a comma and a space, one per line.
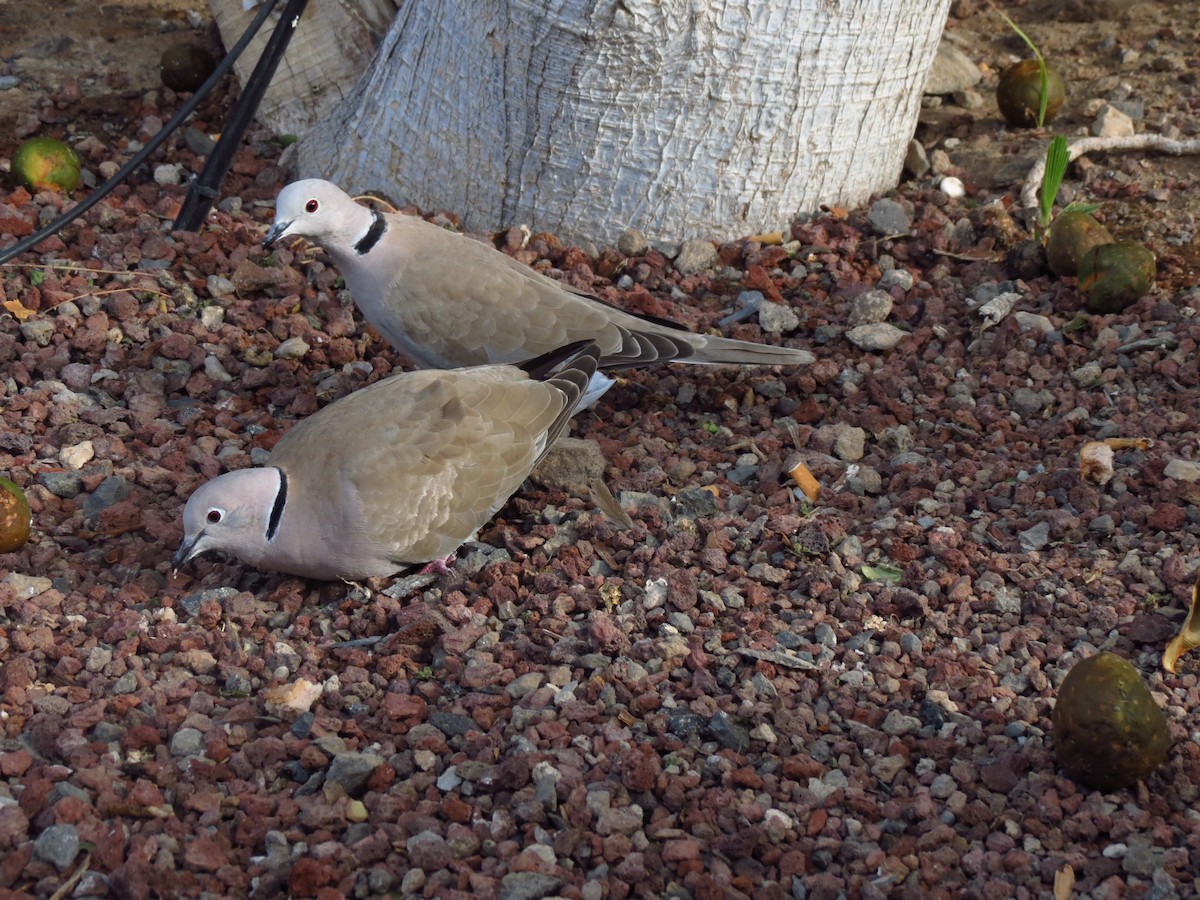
1163, 568, 1200, 673
1054, 863, 1075, 900
589, 476, 633, 530
2, 299, 36, 321
743, 231, 785, 245
1081, 436, 1152, 486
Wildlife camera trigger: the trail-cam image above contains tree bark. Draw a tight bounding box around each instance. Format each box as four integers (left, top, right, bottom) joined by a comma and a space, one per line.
292, 0, 951, 245
208, 0, 396, 138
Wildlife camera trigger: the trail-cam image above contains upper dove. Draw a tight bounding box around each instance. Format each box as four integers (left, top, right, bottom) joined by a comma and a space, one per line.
263, 179, 814, 403
174, 342, 599, 582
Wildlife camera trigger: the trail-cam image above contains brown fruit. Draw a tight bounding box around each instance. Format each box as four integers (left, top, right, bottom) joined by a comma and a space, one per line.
996, 59, 1066, 128
160, 43, 217, 93
1045, 211, 1115, 277
1052, 652, 1170, 791
1078, 241, 1156, 313
0, 476, 31, 553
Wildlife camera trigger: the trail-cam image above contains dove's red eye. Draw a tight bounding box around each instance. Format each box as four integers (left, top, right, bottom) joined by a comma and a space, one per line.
305, 199, 319, 213
206, 508, 224, 524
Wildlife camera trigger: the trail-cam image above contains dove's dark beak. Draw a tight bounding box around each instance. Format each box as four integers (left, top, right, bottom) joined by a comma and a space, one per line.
263, 220, 292, 248
172, 532, 205, 573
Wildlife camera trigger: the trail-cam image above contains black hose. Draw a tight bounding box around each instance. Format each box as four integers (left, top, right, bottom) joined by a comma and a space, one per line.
0, 0, 282, 266
174, 0, 310, 232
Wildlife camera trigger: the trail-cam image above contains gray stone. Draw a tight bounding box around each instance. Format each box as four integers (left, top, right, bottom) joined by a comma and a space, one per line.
0, 76, 19, 91
924, 39, 982, 95
846, 323, 907, 351
930, 773, 958, 799
327, 751, 384, 795
871, 755, 907, 784
274, 336, 310, 359
83, 476, 133, 521
707, 710, 749, 752
34, 823, 79, 870
178, 586, 239, 617
674, 239, 718, 275
1011, 387, 1052, 418
533, 761, 562, 810
153, 164, 182, 186
1164, 459, 1200, 483
878, 268, 914, 292
170, 727, 204, 757
532, 437, 605, 489
833, 426, 867, 462
407, 830, 452, 872
506, 672, 545, 700
112, 671, 138, 695
498, 872, 564, 900
881, 709, 921, 736
206, 274, 235, 298
19, 318, 56, 347
756, 300, 800, 334
904, 139, 930, 177
2, 573, 52, 601
617, 228, 648, 257
1092, 104, 1135, 138
867, 198, 911, 236
429, 711, 475, 738
847, 289, 893, 326
1018, 521, 1051, 551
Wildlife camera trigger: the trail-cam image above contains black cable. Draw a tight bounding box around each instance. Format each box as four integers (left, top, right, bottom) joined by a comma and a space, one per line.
174, 0, 310, 232
0, 0, 282, 267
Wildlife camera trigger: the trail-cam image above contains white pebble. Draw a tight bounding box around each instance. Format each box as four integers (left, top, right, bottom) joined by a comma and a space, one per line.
59, 440, 95, 471
938, 176, 966, 198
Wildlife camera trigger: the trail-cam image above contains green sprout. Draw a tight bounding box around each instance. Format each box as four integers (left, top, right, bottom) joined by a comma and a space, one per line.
1040, 135, 1070, 229
990, 2, 1051, 127
29, 268, 45, 287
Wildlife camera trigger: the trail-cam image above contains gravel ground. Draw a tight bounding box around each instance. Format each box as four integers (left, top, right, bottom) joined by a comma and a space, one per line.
3, 2, 1200, 899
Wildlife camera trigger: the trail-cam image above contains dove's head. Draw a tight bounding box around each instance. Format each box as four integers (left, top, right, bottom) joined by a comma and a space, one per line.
263, 179, 373, 250
174, 467, 285, 572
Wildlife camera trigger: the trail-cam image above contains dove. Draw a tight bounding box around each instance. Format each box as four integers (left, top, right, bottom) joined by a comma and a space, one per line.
173, 342, 599, 582
262, 179, 814, 404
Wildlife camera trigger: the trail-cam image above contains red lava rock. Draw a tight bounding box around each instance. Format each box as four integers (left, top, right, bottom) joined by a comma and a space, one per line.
0, 750, 33, 777
184, 834, 231, 872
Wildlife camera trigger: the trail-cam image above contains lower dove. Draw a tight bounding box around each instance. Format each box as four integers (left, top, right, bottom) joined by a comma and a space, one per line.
174, 342, 599, 581
263, 179, 814, 405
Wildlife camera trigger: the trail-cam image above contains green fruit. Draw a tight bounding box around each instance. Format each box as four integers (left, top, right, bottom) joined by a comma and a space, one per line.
1045, 211, 1114, 277
996, 59, 1066, 128
11, 137, 80, 193
0, 476, 31, 553
1078, 241, 1156, 314
1053, 652, 1171, 792
160, 43, 217, 93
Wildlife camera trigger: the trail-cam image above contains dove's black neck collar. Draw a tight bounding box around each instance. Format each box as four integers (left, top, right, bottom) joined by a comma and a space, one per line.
354, 211, 387, 255
266, 469, 287, 541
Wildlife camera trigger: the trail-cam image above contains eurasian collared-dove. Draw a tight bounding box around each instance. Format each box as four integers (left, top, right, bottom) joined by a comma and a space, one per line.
173, 342, 599, 581
262, 179, 814, 404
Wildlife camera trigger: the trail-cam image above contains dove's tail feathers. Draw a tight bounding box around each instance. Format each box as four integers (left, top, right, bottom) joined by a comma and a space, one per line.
519, 341, 602, 455
686, 334, 816, 367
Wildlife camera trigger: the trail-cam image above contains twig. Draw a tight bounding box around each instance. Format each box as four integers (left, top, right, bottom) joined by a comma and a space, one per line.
1020, 134, 1200, 210
48, 853, 91, 900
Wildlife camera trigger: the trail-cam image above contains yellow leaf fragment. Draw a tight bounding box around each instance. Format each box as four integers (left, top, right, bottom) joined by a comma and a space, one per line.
1080, 436, 1152, 486
1163, 569, 1200, 673
2, 299, 36, 322
789, 461, 821, 503
263, 677, 323, 714
744, 231, 785, 245
1054, 863, 1075, 900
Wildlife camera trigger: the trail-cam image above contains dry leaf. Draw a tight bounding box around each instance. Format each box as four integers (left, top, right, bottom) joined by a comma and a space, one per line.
588, 475, 633, 530
1054, 863, 1075, 900
789, 461, 821, 502
743, 231, 785, 245
263, 677, 323, 714
2, 299, 36, 321
1080, 436, 1153, 486
1163, 568, 1200, 673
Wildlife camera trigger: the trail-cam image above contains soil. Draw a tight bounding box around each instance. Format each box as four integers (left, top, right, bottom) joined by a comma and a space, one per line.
1, 2, 1200, 900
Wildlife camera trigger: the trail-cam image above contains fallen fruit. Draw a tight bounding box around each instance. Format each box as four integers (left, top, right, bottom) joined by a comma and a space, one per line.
1045, 210, 1114, 277
996, 59, 1065, 128
1078, 241, 1156, 313
0, 476, 32, 553
11, 137, 80, 193
1053, 651, 1170, 791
